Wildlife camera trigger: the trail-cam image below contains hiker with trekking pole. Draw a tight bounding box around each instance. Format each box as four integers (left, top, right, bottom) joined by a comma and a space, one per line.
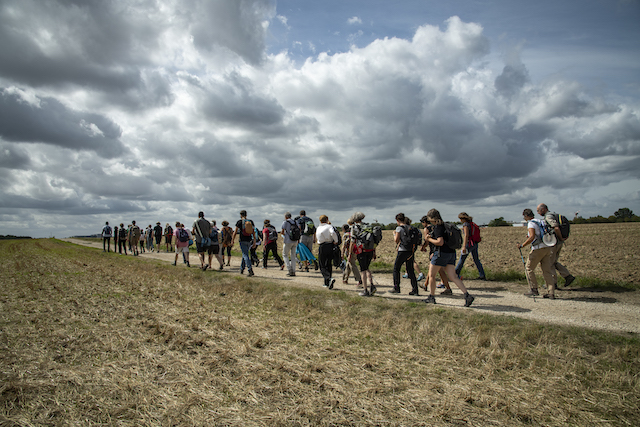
518, 208, 557, 299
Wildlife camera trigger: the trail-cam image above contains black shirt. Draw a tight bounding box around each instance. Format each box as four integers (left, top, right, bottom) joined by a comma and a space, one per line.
236, 219, 255, 242
432, 223, 455, 254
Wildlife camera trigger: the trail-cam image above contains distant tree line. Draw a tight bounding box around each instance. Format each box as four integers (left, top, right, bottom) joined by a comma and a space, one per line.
0, 235, 33, 240
572, 207, 639, 224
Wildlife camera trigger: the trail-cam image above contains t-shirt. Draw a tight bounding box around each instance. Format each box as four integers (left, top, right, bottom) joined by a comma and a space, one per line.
528, 220, 545, 250
102, 225, 112, 238
432, 223, 455, 254
236, 219, 255, 242
281, 219, 297, 244
154, 225, 163, 238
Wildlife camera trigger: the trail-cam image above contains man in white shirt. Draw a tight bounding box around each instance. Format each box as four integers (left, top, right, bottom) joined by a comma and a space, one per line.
315, 215, 339, 289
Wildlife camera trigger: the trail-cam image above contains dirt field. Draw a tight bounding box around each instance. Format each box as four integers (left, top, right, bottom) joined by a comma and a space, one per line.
1, 239, 639, 426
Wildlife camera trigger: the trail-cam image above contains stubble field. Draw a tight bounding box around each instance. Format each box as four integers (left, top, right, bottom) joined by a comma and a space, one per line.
372, 223, 640, 287
1, 238, 639, 426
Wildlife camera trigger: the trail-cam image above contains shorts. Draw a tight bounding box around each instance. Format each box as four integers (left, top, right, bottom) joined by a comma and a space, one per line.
131, 237, 140, 246
175, 245, 189, 254
357, 250, 374, 271
207, 244, 220, 255
430, 250, 456, 267
166, 235, 173, 243
196, 241, 209, 253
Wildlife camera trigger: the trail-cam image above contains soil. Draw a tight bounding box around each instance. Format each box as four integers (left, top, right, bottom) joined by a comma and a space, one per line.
64, 239, 640, 335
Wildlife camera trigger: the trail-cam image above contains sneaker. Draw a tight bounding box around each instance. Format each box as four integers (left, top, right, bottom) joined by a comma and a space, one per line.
240, 269, 244, 274
436, 282, 445, 289
564, 275, 576, 287
203, 264, 209, 271
402, 273, 408, 278
171, 261, 176, 266
186, 261, 190, 267
328, 278, 335, 290
248, 270, 255, 277
370, 285, 377, 296
417, 273, 425, 281
219, 265, 224, 270
424, 295, 436, 304
359, 290, 371, 297
409, 290, 419, 296
287, 272, 296, 277
478, 276, 486, 281
524, 289, 539, 297
388, 288, 400, 294
440, 288, 453, 295
464, 293, 475, 307
543, 294, 555, 300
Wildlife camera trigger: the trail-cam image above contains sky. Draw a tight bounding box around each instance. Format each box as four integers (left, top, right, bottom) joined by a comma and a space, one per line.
1, 0, 639, 238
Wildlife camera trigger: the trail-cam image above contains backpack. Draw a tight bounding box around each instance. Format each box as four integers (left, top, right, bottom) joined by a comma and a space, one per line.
287, 219, 302, 241
118, 227, 127, 240
165, 226, 173, 235
469, 221, 482, 245
552, 213, 571, 239
354, 223, 382, 251
104, 225, 112, 235
267, 225, 278, 241
531, 219, 556, 247
242, 219, 254, 237
177, 228, 189, 243
444, 222, 463, 250
131, 225, 141, 238
209, 228, 219, 244
221, 226, 233, 246
302, 217, 316, 236
332, 226, 343, 246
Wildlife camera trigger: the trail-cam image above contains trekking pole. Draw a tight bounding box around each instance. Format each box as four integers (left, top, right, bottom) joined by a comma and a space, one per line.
518, 246, 536, 302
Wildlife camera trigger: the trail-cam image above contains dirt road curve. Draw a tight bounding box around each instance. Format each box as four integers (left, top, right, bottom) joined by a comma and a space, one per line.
64, 239, 640, 334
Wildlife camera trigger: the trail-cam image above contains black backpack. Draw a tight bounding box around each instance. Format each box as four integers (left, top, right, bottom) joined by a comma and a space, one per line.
209, 228, 219, 244
267, 225, 278, 241
118, 227, 127, 240
444, 222, 463, 250
177, 228, 189, 243
287, 220, 301, 241
554, 213, 571, 239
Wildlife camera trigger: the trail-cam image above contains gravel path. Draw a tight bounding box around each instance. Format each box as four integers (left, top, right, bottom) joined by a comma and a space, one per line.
65, 239, 640, 334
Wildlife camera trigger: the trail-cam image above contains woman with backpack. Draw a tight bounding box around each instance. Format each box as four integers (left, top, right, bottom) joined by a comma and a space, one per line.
262, 220, 284, 269
454, 212, 486, 280
421, 209, 475, 307
220, 221, 233, 266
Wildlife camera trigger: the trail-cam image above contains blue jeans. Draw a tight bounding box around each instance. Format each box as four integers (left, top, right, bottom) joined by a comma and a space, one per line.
455, 243, 485, 278
239, 241, 253, 272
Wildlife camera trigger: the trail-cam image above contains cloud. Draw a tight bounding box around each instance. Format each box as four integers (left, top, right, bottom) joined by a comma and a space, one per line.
0, 4, 639, 237
347, 16, 363, 25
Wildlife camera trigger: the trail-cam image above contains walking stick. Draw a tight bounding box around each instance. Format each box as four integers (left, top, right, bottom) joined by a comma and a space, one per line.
519, 246, 536, 302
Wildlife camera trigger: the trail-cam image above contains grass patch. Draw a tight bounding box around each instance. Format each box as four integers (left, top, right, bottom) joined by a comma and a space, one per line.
1, 239, 639, 426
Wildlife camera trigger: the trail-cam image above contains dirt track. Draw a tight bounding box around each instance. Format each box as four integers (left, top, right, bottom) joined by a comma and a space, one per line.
64, 239, 640, 334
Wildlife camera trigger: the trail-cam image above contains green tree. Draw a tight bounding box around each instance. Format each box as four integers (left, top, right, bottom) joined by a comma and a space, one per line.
614, 207, 634, 221
488, 217, 511, 227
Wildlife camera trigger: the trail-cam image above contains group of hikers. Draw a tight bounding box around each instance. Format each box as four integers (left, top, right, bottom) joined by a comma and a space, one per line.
100, 203, 575, 307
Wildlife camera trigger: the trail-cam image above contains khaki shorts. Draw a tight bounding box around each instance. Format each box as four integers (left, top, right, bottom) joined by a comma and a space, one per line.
175, 245, 189, 254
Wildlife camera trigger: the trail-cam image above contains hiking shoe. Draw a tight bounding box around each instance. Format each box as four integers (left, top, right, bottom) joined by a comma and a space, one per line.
203, 264, 209, 271
436, 282, 445, 288
524, 289, 539, 297
359, 290, 371, 297
248, 270, 255, 277
388, 288, 400, 294
287, 272, 296, 277
464, 293, 475, 307
172, 261, 176, 266
328, 278, 335, 290
370, 285, 377, 296
409, 290, 420, 296
564, 275, 576, 287
543, 294, 556, 300
219, 265, 224, 270
417, 273, 425, 281
440, 288, 453, 295
424, 295, 436, 304
186, 261, 190, 267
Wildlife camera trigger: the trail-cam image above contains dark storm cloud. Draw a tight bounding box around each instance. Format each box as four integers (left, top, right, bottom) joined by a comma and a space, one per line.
495, 64, 529, 98
0, 142, 30, 169
0, 0, 161, 90
0, 89, 126, 158
189, 0, 274, 65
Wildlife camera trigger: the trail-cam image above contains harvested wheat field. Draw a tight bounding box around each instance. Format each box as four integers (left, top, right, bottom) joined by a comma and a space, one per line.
1, 238, 639, 426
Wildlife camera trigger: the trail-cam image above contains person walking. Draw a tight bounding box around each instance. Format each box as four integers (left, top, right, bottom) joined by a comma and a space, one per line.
101, 221, 112, 252
129, 221, 141, 256
220, 221, 233, 266
262, 220, 284, 269
281, 212, 300, 277
154, 222, 163, 250
231, 210, 256, 277
316, 215, 340, 289
391, 213, 419, 295
537, 203, 576, 287
341, 222, 362, 286
117, 223, 128, 255
455, 212, 486, 280
518, 208, 557, 299
296, 210, 318, 272
422, 209, 475, 307
164, 223, 173, 252
192, 211, 212, 271
350, 212, 377, 297
208, 220, 224, 270
172, 222, 191, 267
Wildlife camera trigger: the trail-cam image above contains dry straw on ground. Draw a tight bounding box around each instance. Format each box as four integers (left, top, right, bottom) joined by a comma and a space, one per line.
1, 239, 639, 426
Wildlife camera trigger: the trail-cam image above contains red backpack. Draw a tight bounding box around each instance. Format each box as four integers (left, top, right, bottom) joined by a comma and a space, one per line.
469, 222, 482, 245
